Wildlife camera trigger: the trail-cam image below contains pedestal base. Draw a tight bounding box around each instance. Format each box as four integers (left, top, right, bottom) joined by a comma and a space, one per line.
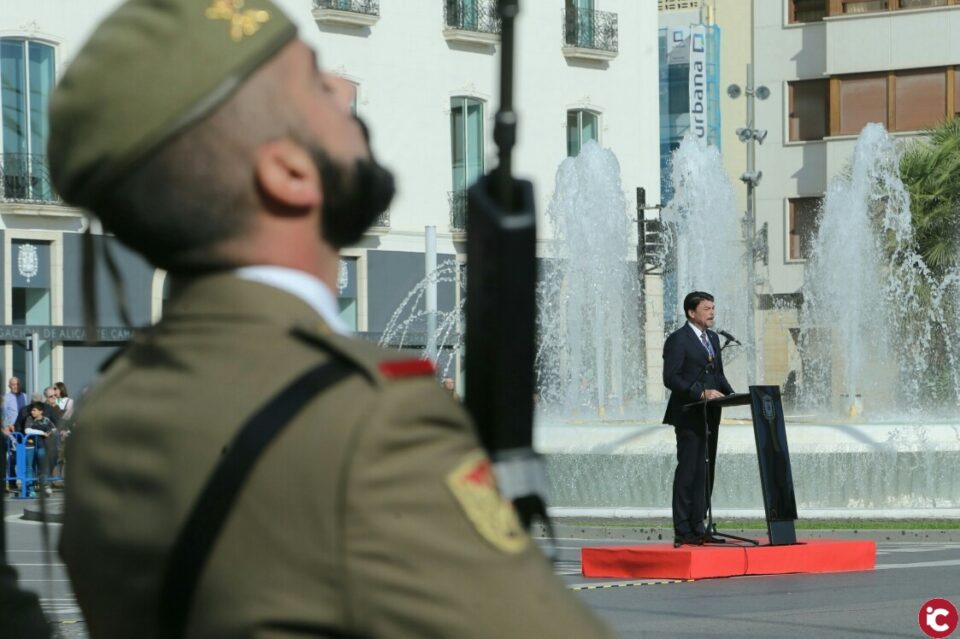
581, 539, 876, 580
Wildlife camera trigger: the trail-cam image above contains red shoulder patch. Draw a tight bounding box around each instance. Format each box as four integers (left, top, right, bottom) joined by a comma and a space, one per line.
378, 358, 436, 379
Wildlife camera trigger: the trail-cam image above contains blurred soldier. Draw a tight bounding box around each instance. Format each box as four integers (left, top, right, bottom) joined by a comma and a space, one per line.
49, 0, 615, 637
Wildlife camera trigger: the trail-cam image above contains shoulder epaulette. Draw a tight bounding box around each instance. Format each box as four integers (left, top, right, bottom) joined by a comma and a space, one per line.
378, 358, 436, 379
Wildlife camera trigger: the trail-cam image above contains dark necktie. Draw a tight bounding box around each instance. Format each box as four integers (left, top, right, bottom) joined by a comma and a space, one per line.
700, 331, 714, 360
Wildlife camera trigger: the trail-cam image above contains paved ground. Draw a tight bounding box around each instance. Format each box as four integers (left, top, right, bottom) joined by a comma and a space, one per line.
546, 536, 960, 638
5, 496, 960, 638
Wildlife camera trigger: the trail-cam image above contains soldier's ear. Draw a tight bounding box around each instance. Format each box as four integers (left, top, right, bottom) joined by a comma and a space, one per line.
254, 139, 321, 210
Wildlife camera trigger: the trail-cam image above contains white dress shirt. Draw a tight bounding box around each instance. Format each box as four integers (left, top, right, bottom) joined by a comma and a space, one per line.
235, 265, 350, 335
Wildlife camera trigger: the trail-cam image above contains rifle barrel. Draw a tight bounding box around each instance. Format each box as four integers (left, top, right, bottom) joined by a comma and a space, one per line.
494, 0, 519, 210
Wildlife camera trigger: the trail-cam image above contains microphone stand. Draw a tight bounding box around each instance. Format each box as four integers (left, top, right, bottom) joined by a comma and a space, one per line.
698, 336, 758, 546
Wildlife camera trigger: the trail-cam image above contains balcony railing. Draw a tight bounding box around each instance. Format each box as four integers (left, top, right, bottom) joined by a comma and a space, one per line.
444, 0, 501, 35
313, 0, 379, 14
312, 0, 380, 26
448, 191, 467, 233
0, 154, 62, 204
371, 210, 390, 230
562, 8, 618, 59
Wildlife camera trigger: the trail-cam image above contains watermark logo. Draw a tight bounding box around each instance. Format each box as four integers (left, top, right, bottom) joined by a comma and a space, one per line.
919, 599, 958, 638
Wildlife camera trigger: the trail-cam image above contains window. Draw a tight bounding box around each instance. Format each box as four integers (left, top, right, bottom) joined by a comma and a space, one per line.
565, 0, 595, 48
446, 0, 480, 30
450, 97, 484, 193
899, 0, 948, 8
348, 81, 358, 116
955, 67, 960, 117
10, 240, 54, 388
895, 70, 946, 132
789, 80, 828, 141
337, 257, 359, 331
1, 38, 56, 201
827, 0, 949, 15
789, 0, 827, 23
841, 0, 887, 14
838, 74, 887, 135
788, 198, 821, 261
567, 109, 599, 157
666, 63, 689, 117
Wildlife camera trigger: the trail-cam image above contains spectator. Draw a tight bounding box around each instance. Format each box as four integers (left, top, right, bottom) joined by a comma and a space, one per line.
3, 377, 28, 431
44, 387, 65, 423
24, 402, 55, 495
2, 423, 16, 492
14, 393, 45, 432
55, 382, 75, 420
54, 382, 74, 481
441, 377, 460, 401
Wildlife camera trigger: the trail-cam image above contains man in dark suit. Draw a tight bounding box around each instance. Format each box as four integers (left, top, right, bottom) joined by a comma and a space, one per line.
662, 291, 735, 547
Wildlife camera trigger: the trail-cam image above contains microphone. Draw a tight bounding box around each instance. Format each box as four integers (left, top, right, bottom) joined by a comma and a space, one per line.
717, 330, 741, 345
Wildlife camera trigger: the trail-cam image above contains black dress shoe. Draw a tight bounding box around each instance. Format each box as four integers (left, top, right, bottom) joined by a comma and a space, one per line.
673, 533, 704, 548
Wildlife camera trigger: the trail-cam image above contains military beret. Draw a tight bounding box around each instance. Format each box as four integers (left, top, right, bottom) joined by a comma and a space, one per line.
48, 0, 298, 209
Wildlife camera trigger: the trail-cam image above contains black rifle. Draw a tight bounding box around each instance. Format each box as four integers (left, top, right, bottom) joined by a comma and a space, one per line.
464, 0, 550, 534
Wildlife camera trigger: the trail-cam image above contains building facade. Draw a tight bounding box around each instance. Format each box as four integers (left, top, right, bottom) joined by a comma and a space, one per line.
753, 0, 960, 389
0, 0, 663, 396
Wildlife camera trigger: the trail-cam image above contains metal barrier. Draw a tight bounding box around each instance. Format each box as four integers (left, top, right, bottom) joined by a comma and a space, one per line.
3, 431, 64, 500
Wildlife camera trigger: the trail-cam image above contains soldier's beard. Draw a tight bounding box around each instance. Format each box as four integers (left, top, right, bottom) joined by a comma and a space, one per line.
310, 125, 395, 249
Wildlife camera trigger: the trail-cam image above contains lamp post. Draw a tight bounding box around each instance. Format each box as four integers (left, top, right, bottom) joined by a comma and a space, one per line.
636, 187, 661, 402
727, 63, 768, 383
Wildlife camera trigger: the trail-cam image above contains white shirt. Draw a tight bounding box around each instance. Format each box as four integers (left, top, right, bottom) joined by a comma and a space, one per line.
687, 321, 710, 342
234, 265, 350, 335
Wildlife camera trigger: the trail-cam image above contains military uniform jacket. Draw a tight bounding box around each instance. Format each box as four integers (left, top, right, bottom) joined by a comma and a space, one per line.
60, 274, 614, 639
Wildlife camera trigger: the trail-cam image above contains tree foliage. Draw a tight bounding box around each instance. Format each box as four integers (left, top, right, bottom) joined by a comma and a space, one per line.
899, 117, 960, 276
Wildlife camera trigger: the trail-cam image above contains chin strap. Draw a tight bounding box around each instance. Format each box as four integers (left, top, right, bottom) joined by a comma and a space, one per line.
82, 221, 133, 344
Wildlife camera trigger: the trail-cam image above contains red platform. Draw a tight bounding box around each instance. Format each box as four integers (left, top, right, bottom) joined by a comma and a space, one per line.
581, 539, 876, 580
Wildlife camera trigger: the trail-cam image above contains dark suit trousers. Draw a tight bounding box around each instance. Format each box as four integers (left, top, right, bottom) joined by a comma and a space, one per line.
672, 422, 719, 536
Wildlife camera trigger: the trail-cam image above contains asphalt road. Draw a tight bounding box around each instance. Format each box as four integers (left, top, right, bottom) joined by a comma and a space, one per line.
549, 536, 960, 638
5, 498, 960, 638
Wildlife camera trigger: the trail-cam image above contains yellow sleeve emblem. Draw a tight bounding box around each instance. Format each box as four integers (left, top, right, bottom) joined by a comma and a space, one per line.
206, 0, 271, 42
446, 451, 529, 554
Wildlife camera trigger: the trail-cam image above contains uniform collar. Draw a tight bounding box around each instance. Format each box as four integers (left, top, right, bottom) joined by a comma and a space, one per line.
234, 265, 350, 335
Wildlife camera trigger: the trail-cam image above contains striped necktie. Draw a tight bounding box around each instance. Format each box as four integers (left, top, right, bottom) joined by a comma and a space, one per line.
700, 331, 714, 360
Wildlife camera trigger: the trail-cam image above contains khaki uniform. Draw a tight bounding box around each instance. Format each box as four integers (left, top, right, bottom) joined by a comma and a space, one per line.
61, 274, 614, 638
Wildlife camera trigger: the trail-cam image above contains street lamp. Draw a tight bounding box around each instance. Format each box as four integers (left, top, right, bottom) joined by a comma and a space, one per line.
726, 64, 768, 383
636, 187, 662, 403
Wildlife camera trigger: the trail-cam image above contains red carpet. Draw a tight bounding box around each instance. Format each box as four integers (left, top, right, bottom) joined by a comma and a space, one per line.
581, 539, 876, 580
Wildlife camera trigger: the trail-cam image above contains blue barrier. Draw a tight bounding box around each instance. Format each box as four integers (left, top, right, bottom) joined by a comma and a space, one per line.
3, 431, 64, 500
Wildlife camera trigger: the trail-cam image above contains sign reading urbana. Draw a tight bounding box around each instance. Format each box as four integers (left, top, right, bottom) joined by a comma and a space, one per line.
688, 24, 708, 139
0, 325, 135, 342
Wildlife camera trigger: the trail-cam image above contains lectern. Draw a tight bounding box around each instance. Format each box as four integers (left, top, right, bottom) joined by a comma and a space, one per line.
685, 385, 798, 545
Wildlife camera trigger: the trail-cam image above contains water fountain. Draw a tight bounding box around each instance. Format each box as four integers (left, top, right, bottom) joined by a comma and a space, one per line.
800, 123, 960, 417
658, 133, 752, 383
379, 130, 960, 517
535, 141, 644, 416
539, 127, 960, 516
377, 259, 464, 379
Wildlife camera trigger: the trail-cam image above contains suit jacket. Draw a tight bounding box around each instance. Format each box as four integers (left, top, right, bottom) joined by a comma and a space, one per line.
60, 273, 613, 639
662, 323, 735, 430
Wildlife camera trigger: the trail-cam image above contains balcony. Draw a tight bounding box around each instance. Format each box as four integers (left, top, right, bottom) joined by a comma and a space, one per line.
369, 209, 390, 233
448, 191, 467, 234
443, 0, 501, 46
312, 0, 380, 27
0, 154, 62, 205
561, 8, 619, 62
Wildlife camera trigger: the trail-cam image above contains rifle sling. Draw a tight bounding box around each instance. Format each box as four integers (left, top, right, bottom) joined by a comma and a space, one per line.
159, 358, 354, 638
